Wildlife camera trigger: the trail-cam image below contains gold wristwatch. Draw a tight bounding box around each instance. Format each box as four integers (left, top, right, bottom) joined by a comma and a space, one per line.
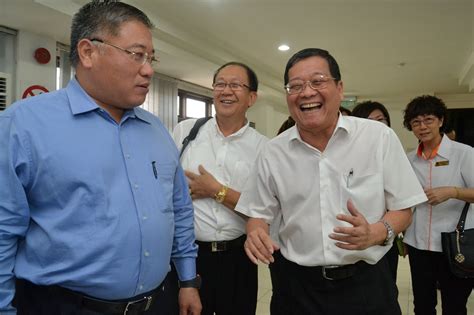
214, 185, 228, 203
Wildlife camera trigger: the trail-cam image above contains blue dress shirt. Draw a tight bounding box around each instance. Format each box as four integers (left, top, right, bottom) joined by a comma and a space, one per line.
0, 78, 197, 312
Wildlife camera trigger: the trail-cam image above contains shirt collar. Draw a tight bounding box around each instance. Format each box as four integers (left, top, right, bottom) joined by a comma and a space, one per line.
288, 113, 350, 143
212, 117, 250, 138
66, 77, 151, 124
416, 135, 450, 160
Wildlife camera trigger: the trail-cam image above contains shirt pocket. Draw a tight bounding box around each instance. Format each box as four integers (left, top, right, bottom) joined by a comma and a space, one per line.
153, 162, 176, 213
340, 171, 385, 223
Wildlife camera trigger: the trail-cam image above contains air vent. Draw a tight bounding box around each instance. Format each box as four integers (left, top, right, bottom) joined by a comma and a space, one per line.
0, 72, 12, 110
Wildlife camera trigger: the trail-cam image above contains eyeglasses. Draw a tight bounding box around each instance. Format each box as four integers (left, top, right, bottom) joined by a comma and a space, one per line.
410, 116, 437, 128
213, 82, 250, 92
90, 38, 158, 66
284, 74, 337, 95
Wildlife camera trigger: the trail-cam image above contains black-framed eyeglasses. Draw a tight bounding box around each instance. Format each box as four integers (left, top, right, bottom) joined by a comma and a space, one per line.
90, 38, 158, 66
284, 74, 337, 95
212, 82, 250, 92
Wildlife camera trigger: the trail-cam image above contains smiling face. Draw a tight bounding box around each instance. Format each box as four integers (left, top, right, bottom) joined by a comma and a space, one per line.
213, 65, 257, 121
410, 114, 443, 145
286, 56, 344, 139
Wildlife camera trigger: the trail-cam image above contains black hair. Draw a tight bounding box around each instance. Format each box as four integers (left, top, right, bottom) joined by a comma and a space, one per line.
276, 116, 295, 135
403, 95, 447, 131
340, 106, 352, 116
284, 48, 341, 85
352, 101, 391, 127
70, 0, 153, 67
213, 62, 258, 92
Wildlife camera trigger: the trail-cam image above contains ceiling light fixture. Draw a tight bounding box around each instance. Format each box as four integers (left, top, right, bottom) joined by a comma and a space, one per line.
278, 44, 290, 51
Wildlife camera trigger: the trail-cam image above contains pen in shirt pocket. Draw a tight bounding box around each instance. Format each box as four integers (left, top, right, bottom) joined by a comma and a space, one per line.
152, 161, 158, 179
346, 168, 354, 188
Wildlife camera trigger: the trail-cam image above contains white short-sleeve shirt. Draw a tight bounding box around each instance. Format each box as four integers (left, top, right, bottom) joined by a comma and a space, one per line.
173, 118, 268, 241
236, 115, 427, 266
404, 135, 474, 252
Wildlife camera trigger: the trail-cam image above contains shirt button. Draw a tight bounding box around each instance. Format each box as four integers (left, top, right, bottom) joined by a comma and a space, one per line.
134, 183, 139, 189
144, 251, 150, 257
139, 285, 144, 290
125, 154, 131, 159
143, 215, 148, 220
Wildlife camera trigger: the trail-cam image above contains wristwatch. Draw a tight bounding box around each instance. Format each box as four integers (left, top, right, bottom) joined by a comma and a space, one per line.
380, 220, 395, 246
179, 275, 201, 289
214, 185, 228, 203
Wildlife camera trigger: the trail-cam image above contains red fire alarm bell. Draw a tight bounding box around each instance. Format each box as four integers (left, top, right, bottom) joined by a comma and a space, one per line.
34, 47, 51, 64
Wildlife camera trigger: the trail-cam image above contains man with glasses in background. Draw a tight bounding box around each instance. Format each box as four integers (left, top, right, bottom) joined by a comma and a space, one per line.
172, 62, 268, 315
0, 1, 201, 314
236, 48, 427, 314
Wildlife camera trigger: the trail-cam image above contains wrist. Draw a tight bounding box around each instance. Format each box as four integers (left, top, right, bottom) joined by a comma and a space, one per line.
214, 185, 228, 203
379, 220, 395, 246
454, 187, 460, 199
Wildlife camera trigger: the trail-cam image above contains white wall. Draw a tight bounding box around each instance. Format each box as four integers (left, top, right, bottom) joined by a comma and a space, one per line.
15, 30, 56, 101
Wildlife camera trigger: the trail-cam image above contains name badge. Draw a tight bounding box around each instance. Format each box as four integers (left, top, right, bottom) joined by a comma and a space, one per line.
435, 160, 449, 167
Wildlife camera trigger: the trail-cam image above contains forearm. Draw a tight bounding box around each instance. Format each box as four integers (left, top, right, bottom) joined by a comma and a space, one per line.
373, 208, 412, 245
453, 187, 474, 203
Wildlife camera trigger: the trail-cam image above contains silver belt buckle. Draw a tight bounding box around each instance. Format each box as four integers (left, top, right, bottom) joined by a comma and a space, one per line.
211, 241, 218, 252
322, 265, 340, 281
123, 296, 153, 315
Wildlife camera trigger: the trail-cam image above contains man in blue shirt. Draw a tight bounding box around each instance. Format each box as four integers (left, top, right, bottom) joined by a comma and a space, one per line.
0, 1, 201, 314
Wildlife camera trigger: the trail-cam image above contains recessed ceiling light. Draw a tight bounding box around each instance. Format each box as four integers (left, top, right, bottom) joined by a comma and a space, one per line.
278, 44, 290, 51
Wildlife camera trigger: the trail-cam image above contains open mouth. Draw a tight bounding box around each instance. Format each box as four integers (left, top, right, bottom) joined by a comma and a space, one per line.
300, 102, 322, 111
220, 99, 235, 105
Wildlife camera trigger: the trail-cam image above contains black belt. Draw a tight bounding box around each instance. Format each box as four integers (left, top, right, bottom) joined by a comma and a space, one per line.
196, 234, 246, 252
20, 279, 164, 315
279, 252, 370, 281
318, 261, 368, 280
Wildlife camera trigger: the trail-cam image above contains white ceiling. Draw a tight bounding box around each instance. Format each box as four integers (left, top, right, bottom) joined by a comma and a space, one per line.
1, 0, 473, 109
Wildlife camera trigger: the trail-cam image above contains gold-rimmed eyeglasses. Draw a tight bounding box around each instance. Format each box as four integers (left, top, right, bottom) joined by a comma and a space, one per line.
212, 82, 250, 92
90, 38, 158, 66
284, 74, 337, 95
410, 116, 437, 128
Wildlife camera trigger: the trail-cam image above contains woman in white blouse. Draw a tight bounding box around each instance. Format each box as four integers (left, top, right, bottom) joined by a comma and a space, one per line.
403, 95, 474, 315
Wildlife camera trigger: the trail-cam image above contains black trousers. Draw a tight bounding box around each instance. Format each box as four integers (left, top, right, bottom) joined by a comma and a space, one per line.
270, 251, 401, 315
196, 239, 257, 315
386, 242, 399, 281
13, 278, 170, 315
407, 245, 474, 315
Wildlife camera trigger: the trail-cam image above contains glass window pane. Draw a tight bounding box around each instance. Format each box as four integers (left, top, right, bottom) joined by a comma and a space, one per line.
186, 98, 206, 118
211, 104, 216, 117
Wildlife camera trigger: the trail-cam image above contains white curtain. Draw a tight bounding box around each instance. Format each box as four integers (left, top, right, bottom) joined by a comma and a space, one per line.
142, 74, 178, 132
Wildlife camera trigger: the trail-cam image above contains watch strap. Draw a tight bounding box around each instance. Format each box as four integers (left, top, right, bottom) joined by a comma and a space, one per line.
379, 220, 395, 246
179, 275, 201, 289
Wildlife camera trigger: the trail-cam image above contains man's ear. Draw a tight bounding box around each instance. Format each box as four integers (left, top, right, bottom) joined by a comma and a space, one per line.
77, 39, 97, 69
247, 91, 258, 108
337, 80, 344, 101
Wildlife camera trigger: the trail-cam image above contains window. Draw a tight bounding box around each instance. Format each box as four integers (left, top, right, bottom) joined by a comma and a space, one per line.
178, 90, 213, 122
56, 42, 73, 90
0, 26, 17, 109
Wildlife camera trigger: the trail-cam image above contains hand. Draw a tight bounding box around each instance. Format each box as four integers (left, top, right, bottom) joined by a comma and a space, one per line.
245, 218, 279, 265
179, 287, 202, 315
329, 200, 381, 250
424, 186, 456, 206
185, 165, 221, 200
